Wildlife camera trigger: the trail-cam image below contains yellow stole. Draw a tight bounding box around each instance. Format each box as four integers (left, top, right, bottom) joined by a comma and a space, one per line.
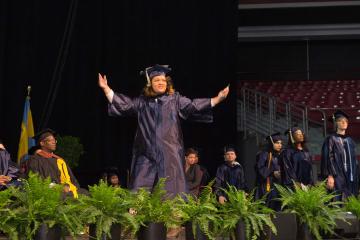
266, 152, 272, 192
37, 150, 78, 198
56, 158, 78, 198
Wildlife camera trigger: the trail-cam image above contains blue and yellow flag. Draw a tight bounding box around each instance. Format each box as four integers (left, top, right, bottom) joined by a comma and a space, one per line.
17, 91, 35, 163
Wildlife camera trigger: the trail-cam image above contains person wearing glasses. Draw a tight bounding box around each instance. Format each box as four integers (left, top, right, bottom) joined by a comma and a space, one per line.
26, 129, 80, 198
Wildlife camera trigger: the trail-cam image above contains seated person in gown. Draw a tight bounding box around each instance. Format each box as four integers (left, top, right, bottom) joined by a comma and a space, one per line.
26, 129, 80, 198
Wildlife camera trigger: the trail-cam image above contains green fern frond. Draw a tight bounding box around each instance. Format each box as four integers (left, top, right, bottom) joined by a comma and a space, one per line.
275, 182, 343, 240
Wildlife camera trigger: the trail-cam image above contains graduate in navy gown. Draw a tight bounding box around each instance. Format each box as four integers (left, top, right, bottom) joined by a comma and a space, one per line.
255, 133, 282, 210
280, 127, 313, 189
214, 146, 247, 204
98, 65, 229, 197
321, 110, 359, 201
0, 140, 20, 189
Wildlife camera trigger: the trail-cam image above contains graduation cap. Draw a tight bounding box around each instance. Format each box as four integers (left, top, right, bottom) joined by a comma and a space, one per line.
223, 145, 237, 154
284, 127, 302, 144
266, 132, 282, 145
34, 128, 56, 144
140, 64, 172, 87
331, 110, 349, 122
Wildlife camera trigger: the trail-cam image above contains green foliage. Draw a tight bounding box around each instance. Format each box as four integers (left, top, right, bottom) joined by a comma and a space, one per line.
0, 188, 18, 239
79, 180, 139, 239
55, 135, 84, 168
219, 186, 277, 240
0, 172, 86, 240
174, 180, 221, 240
344, 195, 360, 218
276, 182, 344, 240
133, 178, 180, 229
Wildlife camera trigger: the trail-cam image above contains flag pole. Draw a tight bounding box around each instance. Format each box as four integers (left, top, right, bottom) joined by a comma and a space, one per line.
27, 85, 31, 98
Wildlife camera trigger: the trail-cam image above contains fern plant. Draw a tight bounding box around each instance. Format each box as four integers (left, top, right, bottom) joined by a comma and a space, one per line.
133, 178, 180, 229
276, 182, 344, 240
174, 181, 222, 240
344, 195, 360, 218
79, 180, 139, 240
2, 172, 86, 240
219, 186, 277, 240
0, 188, 18, 239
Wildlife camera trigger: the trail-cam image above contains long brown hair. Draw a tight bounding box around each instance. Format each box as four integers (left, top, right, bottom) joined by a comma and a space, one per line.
143, 76, 175, 97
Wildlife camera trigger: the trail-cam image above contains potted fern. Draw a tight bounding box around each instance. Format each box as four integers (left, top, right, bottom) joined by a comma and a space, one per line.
1, 172, 86, 240
0, 187, 18, 239
345, 195, 360, 219
219, 186, 277, 240
344, 195, 360, 237
276, 182, 344, 240
79, 180, 139, 240
174, 181, 222, 240
133, 178, 180, 240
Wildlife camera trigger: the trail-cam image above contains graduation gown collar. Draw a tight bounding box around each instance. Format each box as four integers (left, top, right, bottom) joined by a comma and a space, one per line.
334, 133, 349, 139
36, 149, 61, 159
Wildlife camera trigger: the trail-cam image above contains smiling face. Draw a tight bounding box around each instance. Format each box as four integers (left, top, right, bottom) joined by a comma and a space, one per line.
151, 75, 167, 95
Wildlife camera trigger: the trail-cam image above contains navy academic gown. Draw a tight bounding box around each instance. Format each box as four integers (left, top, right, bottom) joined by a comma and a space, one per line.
214, 162, 247, 198
321, 133, 359, 199
255, 151, 281, 210
0, 149, 20, 189
108, 92, 213, 197
280, 146, 313, 188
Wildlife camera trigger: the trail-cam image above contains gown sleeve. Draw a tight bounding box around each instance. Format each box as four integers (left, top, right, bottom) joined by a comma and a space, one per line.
178, 94, 213, 123
214, 165, 226, 197
256, 152, 272, 179
108, 92, 139, 117
280, 149, 298, 186
321, 137, 337, 178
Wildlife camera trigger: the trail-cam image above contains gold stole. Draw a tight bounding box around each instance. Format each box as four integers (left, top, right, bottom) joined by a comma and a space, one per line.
56, 158, 78, 198
266, 152, 272, 192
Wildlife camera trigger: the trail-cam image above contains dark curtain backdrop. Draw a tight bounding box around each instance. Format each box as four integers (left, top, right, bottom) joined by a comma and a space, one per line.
0, 0, 238, 187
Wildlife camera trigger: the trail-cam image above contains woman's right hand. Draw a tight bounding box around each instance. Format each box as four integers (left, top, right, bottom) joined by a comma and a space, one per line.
98, 73, 108, 89
98, 73, 112, 95
327, 175, 335, 190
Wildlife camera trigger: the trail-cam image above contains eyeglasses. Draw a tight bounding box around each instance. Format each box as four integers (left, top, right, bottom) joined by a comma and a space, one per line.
43, 139, 57, 143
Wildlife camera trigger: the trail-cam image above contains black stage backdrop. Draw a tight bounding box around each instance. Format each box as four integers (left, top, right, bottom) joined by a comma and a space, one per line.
0, 0, 238, 187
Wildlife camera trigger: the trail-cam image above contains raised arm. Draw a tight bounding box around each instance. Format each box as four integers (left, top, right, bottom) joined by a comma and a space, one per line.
98, 73, 114, 102
211, 85, 229, 107
178, 85, 229, 122
98, 73, 138, 117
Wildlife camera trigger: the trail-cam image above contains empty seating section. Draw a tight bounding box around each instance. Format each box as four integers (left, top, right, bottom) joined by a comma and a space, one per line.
240, 80, 360, 138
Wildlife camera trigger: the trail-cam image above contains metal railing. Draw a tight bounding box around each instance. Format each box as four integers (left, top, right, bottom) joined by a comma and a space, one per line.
238, 87, 322, 139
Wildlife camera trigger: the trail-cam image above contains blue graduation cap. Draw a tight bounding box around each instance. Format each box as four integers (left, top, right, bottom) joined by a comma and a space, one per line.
223, 145, 237, 154
266, 132, 282, 145
140, 64, 172, 87
284, 127, 302, 144
332, 110, 349, 121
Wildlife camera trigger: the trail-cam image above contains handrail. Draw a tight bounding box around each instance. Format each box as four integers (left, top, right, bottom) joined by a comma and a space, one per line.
239, 87, 315, 138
